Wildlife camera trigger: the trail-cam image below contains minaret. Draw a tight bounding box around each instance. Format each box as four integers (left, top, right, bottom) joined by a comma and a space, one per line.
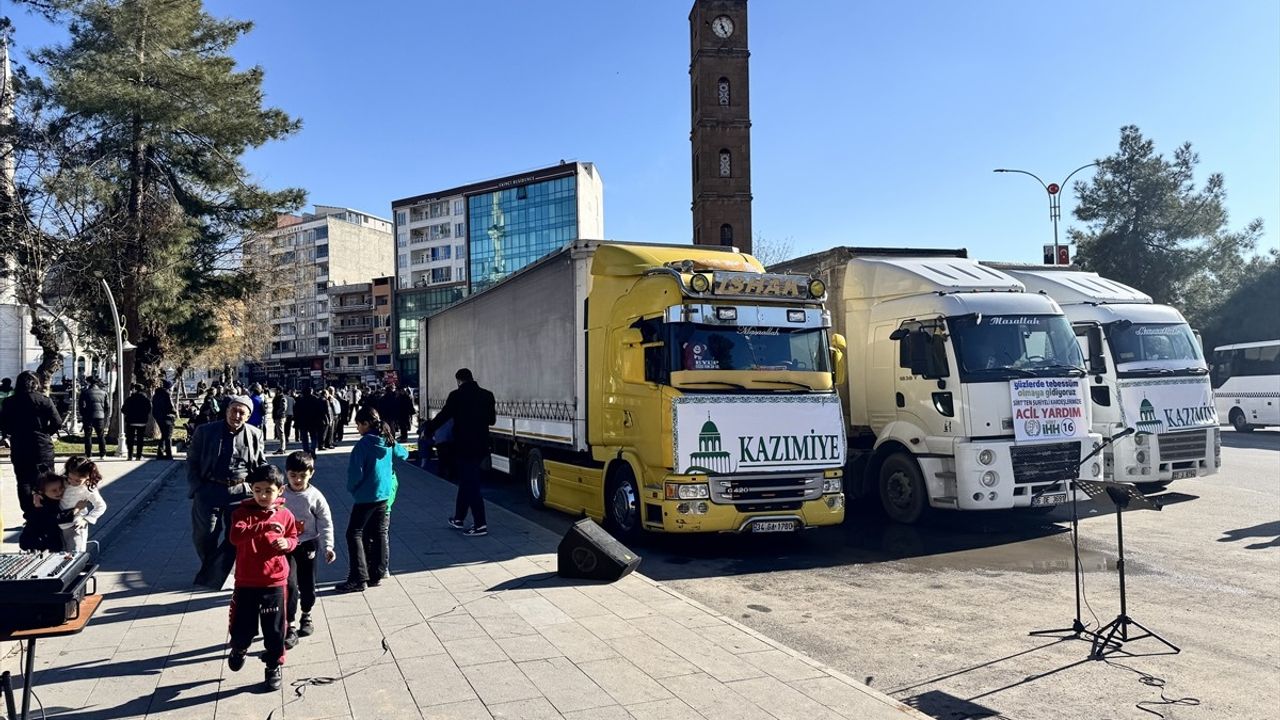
1, 31, 17, 305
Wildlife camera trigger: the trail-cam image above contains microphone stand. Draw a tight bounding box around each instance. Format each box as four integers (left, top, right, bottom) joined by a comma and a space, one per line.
1029, 428, 1135, 644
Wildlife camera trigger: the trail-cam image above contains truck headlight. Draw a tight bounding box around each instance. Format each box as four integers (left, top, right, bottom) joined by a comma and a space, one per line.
1135, 450, 1148, 464
822, 477, 842, 494
981, 471, 999, 487
690, 273, 710, 293
1134, 433, 1146, 446
978, 449, 996, 466
665, 482, 710, 500
1091, 462, 1101, 478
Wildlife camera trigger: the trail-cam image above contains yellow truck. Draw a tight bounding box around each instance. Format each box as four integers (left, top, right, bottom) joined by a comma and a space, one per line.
419, 240, 846, 536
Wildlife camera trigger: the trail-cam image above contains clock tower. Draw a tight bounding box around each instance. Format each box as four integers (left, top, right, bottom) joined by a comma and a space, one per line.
689, 0, 752, 254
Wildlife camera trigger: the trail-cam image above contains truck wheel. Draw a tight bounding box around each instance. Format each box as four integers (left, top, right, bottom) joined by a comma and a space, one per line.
878, 453, 929, 525
1230, 408, 1253, 433
605, 464, 642, 539
1135, 480, 1173, 493
526, 448, 547, 508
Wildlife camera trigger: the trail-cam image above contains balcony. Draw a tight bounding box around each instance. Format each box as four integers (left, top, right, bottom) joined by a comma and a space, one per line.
332, 320, 373, 333
332, 302, 372, 313
332, 342, 373, 353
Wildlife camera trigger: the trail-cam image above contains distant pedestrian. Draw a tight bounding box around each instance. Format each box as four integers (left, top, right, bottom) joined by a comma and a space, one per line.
123, 383, 152, 461
60, 457, 106, 553
325, 388, 341, 447
271, 387, 288, 455
79, 378, 109, 459
152, 381, 177, 459
225, 464, 298, 692
248, 383, 267, 430
396, 388, 415, 443
187, 394, 267, 588
377, 387, 400, 443
293, 387, 324, 455
0, 377, 13, 447
334, 407, 406, 593
0, 371, 63, 515
423, 368, 496, 537
281, 451, 335, 646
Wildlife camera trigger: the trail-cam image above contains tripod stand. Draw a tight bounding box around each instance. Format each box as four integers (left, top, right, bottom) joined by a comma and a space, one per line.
1029, 429, 1134, 646
1076, 479, 1180, 659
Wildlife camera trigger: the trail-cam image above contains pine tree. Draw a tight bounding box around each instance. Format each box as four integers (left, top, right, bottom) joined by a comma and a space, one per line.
25, 0, 304, 386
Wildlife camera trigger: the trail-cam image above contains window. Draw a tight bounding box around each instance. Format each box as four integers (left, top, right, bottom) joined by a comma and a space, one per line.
517, 186, 528, 200
720, 224, 733, 246
316, 244, 328, 258
314, 226, 328, 240
455, 223, 465, 238
693, 152, 699, 183
717, 77, 730, 106
395, 210, 406, 226
455, 244, 466, 258
431, 266, 452, 283
454, 200, 464, 215
719, 149, 731, 177
315, 282, 326, 294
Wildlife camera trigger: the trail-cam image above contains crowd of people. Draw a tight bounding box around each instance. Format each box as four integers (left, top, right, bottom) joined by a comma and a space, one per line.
2, 366, 495, 692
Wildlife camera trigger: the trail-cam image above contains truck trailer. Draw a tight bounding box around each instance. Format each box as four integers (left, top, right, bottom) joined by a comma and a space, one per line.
998, 267, 1220, 487
419, 240, 846, 536
774, 247, 1104, 524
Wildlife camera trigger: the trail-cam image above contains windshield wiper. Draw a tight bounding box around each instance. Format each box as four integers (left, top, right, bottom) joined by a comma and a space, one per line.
1031, 364, 1086, 377
676, 380, 748, 390
1180, 367, 1209, 375
1122, 368, 1176, 377
972, 366, 1036, 377
752, 379, 815, 391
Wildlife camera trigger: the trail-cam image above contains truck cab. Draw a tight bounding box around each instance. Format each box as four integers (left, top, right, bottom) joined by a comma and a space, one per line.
776, 248, 1105, 524
1001, 269, 1220, 487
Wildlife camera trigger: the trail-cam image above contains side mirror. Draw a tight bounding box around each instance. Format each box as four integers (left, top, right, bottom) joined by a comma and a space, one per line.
1087, 325, 1107, 375
830, 333, 847, 387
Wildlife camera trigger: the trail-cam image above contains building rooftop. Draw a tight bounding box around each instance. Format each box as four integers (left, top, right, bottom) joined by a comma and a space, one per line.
391, 161, 597, 209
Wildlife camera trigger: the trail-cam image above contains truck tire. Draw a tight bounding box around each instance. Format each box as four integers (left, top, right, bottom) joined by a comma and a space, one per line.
878, 453, 930, 525
526, 448, 547, 508
1230, 408, 1253, 433
605, 464, 642, 540
1135, 480, 1173, 493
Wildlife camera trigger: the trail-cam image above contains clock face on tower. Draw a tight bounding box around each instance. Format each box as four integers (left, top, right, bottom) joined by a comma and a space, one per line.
711, 15, 734, 38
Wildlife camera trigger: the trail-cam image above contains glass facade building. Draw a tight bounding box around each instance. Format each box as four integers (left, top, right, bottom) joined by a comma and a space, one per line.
468, 175, 578, 294
394, 285, 467, 388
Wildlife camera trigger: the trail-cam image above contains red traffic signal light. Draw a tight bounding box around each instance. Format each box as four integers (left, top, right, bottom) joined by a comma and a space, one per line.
1047, 183, 1060, 195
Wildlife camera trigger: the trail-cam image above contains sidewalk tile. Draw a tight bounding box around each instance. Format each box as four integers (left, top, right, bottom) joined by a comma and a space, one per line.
538, 622, 618, 663
726, 676, 846, 720
660, 673, 773, 720
400, 653, 481, 707
577, 656, 674, 705
461, 659, 543, 705
792, 675, 919, 718
429, 613, 490, 641
272, 659, 350, 719
445, 635, 510, 667
383, 621, 447, 659
626, 698, 707, 720
695, 624, 775, 655
737, 649, 828, 682
563, 706, 633, 720
342, 658, 420, 720
496, 634, 562, 663
575, 613, 644, 640
536, 586, 612, 619
508, 596, 573, 628
603, 634, 698, 679
487, 696, 564, 719
517, 656, 613, 713
421, 699, 494, 719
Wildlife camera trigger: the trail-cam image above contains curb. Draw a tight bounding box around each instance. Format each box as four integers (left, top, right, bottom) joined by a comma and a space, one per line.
93, 460, 182, 551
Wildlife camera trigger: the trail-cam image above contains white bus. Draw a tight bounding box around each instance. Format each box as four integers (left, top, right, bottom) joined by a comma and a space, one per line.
1211, 340, 1280, 431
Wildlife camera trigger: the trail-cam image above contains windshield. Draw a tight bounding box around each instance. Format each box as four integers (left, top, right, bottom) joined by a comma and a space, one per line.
948, 314, 1085, 382
1105, 322, 1204, 369
670, 324, 831, 373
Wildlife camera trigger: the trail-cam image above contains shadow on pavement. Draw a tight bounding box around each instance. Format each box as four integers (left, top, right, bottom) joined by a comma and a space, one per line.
1218, 520, 1280, 550
1219, 428, 1280, 451
40, 680, 255, 720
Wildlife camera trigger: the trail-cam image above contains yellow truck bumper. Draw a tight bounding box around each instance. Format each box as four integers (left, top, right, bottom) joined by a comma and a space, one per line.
648, 494, 845, 533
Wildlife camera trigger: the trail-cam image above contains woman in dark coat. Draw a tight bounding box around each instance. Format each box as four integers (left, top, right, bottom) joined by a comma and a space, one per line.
0, 371, 63, 515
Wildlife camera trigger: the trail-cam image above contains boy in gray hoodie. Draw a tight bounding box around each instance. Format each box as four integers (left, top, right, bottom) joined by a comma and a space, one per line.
282, 451, 335, 646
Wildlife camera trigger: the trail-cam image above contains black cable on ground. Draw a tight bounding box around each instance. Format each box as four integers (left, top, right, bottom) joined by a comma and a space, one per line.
263, 571, 561, 720
1103, 658, 1201, 719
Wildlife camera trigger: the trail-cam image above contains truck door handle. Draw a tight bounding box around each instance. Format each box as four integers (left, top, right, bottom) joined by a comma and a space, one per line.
896, 392, 905, 408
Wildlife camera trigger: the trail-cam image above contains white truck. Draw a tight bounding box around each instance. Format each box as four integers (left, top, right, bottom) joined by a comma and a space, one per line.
999, 268, 1220, 488
774, 248, 1104, 524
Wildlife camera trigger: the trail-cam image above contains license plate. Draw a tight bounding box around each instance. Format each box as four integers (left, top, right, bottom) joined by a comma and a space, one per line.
1031, 493, 1067, 507
1171, 469, 1196, 480
750, 520, 797, 533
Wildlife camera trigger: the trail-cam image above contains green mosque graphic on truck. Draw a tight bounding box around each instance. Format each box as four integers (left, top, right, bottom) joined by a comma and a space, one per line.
1136, 398, 1165, 434
686, 416, 736, 474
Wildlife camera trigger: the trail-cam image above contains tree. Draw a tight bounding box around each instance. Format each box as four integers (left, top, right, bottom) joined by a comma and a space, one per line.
1198, 250, 1280, 352
19, 0, 304, 387
1069, 125, 1264, 328
751, 232, 796, 269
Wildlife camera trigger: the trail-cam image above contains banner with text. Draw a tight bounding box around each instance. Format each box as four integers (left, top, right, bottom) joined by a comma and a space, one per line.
1117, 377, 1218, 435
672, 394, 845, 475
1010, 378, 1089, 442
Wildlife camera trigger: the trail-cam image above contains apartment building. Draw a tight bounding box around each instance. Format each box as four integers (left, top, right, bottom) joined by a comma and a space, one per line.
390, 161, 604, 387
247, 206, 393, 389
328, 276, 395, 385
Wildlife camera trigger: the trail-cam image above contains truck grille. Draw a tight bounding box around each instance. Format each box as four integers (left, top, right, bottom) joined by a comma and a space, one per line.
1010, 441, 1081, 485
1157, 431, 1208, 463
711, 475, 821, 505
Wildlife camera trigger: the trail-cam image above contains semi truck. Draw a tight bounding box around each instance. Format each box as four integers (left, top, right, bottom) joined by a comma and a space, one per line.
418, 239, 846, 536
773, 248, 1104, 524
997, 267, 1220, 488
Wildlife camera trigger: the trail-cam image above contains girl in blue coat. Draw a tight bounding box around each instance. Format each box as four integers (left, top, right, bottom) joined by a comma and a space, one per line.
334, 406, 407, 593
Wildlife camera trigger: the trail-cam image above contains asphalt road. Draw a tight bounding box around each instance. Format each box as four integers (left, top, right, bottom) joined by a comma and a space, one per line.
460, 428, 1280, 720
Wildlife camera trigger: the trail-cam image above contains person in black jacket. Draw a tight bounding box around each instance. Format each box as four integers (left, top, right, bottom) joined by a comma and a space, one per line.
270, 386, 288, 455
422, 369, 496, 536
293, 387, 327, 456
20, 472, 74, 552
396, 388, 416, 443
123, 383, 153, 461
152, 381, 177, 459
376, 387, 401, 444
80, 378, 110, 458
0, 371, 63, 515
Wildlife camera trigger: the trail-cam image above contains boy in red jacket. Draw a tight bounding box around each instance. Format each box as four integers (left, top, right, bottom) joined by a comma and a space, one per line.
227, 464, 298, 691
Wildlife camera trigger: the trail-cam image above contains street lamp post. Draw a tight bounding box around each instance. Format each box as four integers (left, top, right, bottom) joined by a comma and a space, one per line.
100, 279, 129, 459
993, 162, 1099, 264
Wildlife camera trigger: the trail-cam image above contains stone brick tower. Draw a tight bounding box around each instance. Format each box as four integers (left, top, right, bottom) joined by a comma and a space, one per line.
689, 0, 752, 254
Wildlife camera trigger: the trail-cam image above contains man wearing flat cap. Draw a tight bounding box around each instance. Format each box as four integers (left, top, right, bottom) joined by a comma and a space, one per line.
188, 394, 267, 588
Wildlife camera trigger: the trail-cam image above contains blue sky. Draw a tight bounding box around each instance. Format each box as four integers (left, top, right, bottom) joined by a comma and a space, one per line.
6, 0, 1279, 264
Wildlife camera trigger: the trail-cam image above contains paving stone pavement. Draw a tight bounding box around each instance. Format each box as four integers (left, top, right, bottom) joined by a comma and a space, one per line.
12, 442, 925, 720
